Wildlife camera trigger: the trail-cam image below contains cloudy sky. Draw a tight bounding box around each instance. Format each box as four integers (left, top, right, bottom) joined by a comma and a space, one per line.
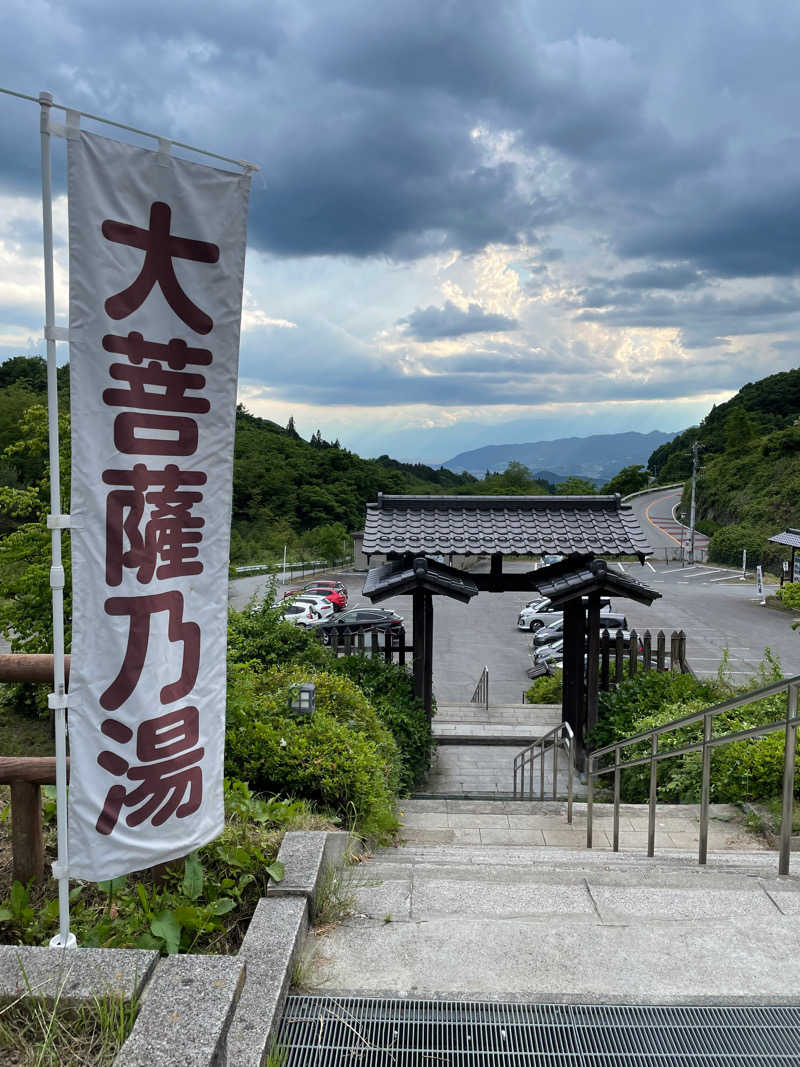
1, 0, 799, 463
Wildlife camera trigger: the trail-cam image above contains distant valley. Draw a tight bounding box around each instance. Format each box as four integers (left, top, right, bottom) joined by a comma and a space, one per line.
440, 430, 677, 483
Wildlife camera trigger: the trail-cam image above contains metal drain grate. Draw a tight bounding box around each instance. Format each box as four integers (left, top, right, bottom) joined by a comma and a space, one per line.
275, 996, 800, 1065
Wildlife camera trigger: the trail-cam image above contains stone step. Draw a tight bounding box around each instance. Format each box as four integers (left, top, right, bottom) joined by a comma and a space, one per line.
422, 744, 582, 798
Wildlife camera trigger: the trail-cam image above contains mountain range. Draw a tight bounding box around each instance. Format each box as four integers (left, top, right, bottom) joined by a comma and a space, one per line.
441, 430, 677, 483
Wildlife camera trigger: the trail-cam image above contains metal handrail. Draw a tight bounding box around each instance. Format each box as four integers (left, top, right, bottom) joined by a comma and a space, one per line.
513, 722, 574, 823
586, 674, 800, 874
470, 665, 489, 710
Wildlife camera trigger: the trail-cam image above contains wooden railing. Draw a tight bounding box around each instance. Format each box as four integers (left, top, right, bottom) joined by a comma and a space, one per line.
0, 756, 67, 884
318, 626, 412, 665
598, 628, 691, 690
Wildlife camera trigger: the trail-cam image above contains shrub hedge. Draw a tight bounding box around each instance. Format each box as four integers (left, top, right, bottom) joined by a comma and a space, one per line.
590, 655, 799, 805
226, 661, 400, 838
328, 655, 433, 794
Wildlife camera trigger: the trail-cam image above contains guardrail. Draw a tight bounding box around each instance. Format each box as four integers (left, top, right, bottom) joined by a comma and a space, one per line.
586, 674, 800, 874
513, 722, 574, 821
233, 557, 352, 577
470, 666, 489, 710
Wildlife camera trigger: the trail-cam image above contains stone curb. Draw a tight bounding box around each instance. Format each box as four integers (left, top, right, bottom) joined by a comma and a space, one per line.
0, 831, 354, 1064
0, 945, 158, 1007
115, 954, 246, 1067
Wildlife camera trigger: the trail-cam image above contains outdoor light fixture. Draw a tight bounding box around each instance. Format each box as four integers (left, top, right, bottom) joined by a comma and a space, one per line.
288, 682, 316, 717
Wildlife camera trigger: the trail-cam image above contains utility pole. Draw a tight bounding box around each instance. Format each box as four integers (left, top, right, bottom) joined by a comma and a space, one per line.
688, 441, 700, 565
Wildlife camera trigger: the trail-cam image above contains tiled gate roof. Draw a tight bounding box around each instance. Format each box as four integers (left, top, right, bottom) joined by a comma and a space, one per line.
362, 494, 652, 560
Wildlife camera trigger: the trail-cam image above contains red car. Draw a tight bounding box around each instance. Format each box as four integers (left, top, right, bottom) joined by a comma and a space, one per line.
302, 580, 348, 612
283, 580, 348, 612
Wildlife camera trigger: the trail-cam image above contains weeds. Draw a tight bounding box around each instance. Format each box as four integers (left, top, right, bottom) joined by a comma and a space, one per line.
0, 964, 138, 1067
311, 863, 357, 927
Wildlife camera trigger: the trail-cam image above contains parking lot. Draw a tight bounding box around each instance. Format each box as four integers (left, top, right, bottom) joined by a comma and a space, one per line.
232, 557, 800, 705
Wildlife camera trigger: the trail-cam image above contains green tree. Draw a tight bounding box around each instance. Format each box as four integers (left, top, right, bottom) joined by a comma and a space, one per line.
556, 476, 597, 495
602, 464, 649, 496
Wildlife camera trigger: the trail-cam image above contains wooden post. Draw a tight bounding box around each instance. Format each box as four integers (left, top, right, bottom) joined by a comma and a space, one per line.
600, 630, 610, 692
628, 629, 638, 677
423, 591, 434, 719
656, 630, 666, 671
489, 552, 503, 592
371, 630, 380, 659
670, 630, 680, 672
398, 626, 406, 667
585, 592, 601, 736
10, 781, 44, 884
614, 629, 625, 686
643, 630, 652, 672
562, 599, 586, 766
412, 590, 425, 704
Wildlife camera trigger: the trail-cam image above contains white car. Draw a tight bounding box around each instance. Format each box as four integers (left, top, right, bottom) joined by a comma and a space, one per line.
517, 596, 612, 632
279, 602, 323, 628
292, 594, 335, 622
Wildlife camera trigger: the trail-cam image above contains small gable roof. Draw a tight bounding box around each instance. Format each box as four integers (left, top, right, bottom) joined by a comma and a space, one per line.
362, 554, 479, 605
532, 557, 661, 607
768, 528, 800, 549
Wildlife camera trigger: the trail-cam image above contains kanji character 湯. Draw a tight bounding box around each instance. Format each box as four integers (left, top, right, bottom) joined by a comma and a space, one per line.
95, 707, 203, 834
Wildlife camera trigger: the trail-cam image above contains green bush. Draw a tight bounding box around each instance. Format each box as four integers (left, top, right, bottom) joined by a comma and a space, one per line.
589, 654, 799, 804
226, 662, 399, 838
328, 655, 433, 794
227, 587, 330, 673
525, 669, 563, 704
708, 522, 766, 568
777, 583, 800, 611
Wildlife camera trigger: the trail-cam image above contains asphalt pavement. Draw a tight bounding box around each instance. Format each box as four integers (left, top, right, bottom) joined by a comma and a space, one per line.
229, 552, 800, 702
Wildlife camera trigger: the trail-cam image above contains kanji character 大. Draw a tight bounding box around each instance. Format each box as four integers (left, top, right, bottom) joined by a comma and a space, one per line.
95, 708, 204, 834
102, 201, 219, 334
100, 591, 200, 710
104, 463, 206, 585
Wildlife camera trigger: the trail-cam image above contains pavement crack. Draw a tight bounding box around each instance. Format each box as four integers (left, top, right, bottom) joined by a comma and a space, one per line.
585, 878, 602, 919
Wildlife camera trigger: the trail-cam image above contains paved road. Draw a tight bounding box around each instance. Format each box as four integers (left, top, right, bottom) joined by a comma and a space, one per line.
628, 485, 710, 560
230, 554, 800, 698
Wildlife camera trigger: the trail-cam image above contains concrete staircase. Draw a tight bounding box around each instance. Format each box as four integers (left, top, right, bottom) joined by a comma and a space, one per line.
301, 797, 800, 1002
426, 700, 580, 798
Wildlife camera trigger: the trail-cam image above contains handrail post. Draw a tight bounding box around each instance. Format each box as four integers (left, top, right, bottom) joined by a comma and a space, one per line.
779, 682, 798, 876
613, 746, 621, 852
552, 738, 558, 801
529, 745, 534, 798
586, 752, 594, 848
540, 738, 545, 800
567, 735, 574, 825
647, 734, 658, 858
699, 712, 712, 865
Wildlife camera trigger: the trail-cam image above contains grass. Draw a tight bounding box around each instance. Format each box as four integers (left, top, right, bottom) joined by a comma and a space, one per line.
0, 986, 138, 1067
763, 795, 800, 834
0, 700, 53, 757
311, 863, 357, 927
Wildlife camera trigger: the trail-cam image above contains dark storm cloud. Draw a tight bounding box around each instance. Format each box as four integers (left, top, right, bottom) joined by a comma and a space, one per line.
399, 301, 519, 341
0, 0, 797, 279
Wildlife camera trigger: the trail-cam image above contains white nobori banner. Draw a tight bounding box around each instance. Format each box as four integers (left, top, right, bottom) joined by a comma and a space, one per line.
67, 130, 251, 880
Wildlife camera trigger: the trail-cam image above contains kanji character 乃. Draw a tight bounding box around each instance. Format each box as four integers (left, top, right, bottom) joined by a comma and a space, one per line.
100, 591, 200, 710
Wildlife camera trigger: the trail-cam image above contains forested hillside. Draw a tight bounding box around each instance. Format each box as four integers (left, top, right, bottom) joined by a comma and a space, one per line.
646, 366, 800, 568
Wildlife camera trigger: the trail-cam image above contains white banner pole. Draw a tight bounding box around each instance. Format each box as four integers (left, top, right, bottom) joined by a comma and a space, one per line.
39, 90, 75, 949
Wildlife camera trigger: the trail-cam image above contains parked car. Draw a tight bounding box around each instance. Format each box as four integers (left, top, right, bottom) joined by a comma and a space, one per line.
530, 627, 642, 667
301, 580, 348, 611
530, 612, 629, 647
284, 580, 348, 611
517, 596, 612, 632
279, 602, 323, 628
291, 594, 335, 621
315, 607, 403, 644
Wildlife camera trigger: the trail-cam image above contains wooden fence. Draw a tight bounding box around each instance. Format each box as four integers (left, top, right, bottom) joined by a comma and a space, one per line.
598, 628, 691, 689
317, 626, 412, 664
